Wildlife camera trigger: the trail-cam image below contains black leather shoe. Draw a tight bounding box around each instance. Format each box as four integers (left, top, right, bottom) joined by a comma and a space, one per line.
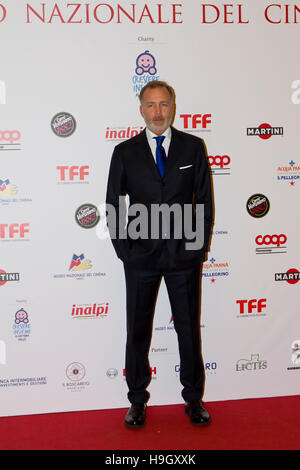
185, 400, 212, 426
124, 403, 146, 429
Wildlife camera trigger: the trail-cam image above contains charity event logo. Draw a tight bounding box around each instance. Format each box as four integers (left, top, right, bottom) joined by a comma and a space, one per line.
246, 194, 270, 218
132, 50, 160, 96
13, 309, 31, 342
51, 112, 76, 137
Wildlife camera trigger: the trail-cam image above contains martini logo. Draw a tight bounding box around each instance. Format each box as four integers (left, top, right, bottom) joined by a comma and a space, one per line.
275, 268, 300, 284
75, 203, 100, 229
247, 194, 270, 218
246, 123, 283, 139
132, 51, 160, 96
51, 112, 76, 137
0, 270, 20, 286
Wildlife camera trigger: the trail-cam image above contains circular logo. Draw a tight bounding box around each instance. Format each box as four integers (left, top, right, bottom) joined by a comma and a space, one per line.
0, 269, 7, 287
258, 123, 272, 140
106, 368, 118, 379
51, 112, 76, 137
66, 362, 86, 382
247, 194, 270, 218
75, 203, 100, 229
286, 268, 300, 285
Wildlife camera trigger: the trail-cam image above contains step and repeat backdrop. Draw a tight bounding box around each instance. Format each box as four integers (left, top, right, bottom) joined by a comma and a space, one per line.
0, 0, 299, 416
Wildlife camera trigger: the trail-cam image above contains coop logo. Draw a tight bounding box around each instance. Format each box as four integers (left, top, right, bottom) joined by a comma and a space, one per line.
179, 113, 212, 131
255, 233, 287, 255
71, 302, 109, 319
0, 270, 20, 287
75, 203, 100, 229
287, 340, 300, 370
0, 341, 6, 365
246, 123, 283, 139
202, 257, 229, 283
291, 80, 300, 104
208, 154, 231, 175
0, 223, 30, 241
13, 309, 31, 342
57, 165, 89, 183
236, 354, 267, 372
105, 126, 144, 142
275, 268, 300, 284
247, 194, 270, 218
236, 299, 267, 318
51, 112, 76, 137
0, 130, 21, 151
277, 160, 300, 186
132, 51, 160, 96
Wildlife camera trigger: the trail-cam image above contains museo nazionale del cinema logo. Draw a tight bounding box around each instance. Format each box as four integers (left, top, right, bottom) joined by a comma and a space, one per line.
132, 50, 160, 96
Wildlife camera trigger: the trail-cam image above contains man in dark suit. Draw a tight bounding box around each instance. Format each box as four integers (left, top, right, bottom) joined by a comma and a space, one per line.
106, 81, 213, 428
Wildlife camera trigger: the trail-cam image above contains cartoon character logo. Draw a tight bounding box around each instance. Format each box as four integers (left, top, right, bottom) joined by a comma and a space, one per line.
135, 50, 157, 76
15, 309, 29, 324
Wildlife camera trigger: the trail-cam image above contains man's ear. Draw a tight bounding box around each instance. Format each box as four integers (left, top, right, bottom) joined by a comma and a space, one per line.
139, 105, 144, 118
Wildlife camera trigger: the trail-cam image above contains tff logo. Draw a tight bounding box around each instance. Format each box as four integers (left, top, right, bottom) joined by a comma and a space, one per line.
236, 299, 267, 315
56, 165, 89, 182
179, 114, 212, 130
0, 223, 30, 239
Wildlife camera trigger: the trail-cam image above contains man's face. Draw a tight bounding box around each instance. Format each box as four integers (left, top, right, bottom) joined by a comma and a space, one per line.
140, 86, 174, 135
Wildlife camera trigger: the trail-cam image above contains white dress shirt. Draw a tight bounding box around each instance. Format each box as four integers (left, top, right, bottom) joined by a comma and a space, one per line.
145, 127, 172, 161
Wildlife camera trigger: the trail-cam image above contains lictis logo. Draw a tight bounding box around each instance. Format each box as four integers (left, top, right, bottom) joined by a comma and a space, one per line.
132, 50, 160, 96
247, 194, 270, 218
246, 123, 283, 139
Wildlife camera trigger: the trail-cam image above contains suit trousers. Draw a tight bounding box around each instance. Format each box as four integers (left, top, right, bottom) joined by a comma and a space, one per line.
123, 245, 205, 404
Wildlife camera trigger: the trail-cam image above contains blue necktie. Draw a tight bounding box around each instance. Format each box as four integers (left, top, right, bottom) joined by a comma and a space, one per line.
154, 136, 167, 178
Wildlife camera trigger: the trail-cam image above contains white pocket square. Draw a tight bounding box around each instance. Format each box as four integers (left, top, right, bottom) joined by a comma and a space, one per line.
179, 164, 193, 170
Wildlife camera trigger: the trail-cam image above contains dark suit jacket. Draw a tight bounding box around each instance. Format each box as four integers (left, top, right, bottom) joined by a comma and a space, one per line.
106, 127, 213, 269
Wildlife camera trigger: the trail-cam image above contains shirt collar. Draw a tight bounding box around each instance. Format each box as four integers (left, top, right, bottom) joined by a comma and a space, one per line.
146, 126, 171, 142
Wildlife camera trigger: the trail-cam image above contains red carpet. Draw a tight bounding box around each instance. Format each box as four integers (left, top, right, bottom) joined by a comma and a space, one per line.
0, 395, 299, 450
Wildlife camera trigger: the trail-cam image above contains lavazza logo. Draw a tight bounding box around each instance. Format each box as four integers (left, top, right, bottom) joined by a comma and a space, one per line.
51, 112, 76, 137
246, 123, 283, 139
